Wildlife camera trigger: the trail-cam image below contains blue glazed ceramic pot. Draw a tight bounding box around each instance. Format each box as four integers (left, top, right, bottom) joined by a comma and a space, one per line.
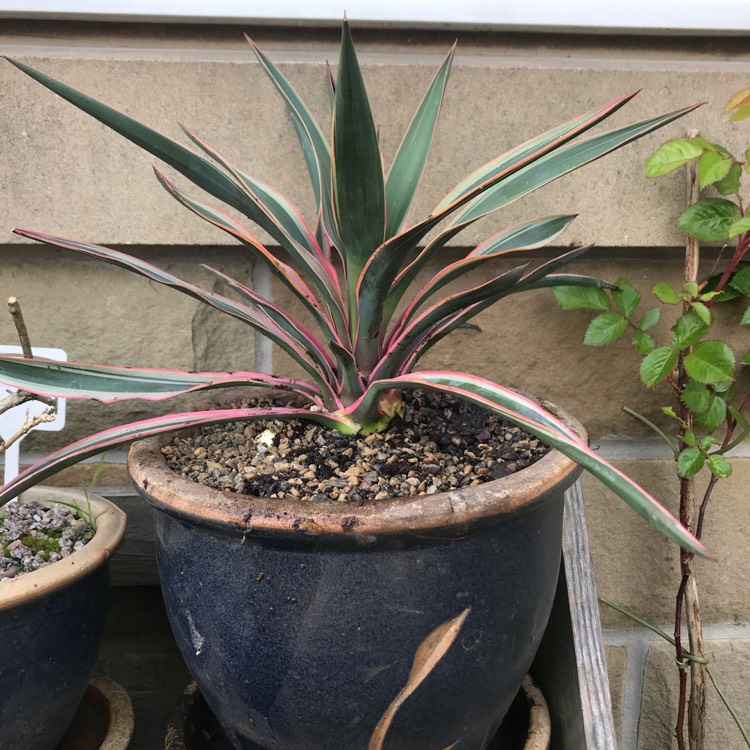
0, 488, 126, 750
130, 401, 582, 750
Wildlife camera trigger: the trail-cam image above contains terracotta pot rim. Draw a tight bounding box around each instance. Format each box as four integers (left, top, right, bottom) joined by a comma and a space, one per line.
128, 395, 586, 541
0, 488, 126, 611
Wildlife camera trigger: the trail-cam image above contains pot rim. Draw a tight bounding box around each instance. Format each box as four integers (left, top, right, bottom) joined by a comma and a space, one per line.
128, 396, 586, 541
0, 488, 126, 611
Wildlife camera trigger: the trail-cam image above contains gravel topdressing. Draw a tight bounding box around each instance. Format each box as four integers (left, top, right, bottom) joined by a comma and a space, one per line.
0, 501, 94, 582
162, 390, 550, 505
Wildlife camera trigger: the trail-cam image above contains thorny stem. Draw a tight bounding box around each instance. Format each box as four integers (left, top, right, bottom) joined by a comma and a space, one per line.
675, 142, 706, 750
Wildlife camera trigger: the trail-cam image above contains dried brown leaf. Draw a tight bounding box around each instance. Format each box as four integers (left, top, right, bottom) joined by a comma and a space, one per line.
368, 608, 470, 750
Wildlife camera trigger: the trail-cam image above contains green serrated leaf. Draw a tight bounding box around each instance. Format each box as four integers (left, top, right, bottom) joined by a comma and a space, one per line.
743, 308, 750, 325
729, 405, 750, 430
713, 380, 734, 395
729, 266, 750, 296
715, 162, 742, 195
644, 139, 703, 176
584, 312, 628, 346
633, 329, 655, 356
678, 447, 705, 477
552, 286, 610, 311
742, 350, 750, 365
671, 310, 709, 349
678, 198, 741, 242
695, 394, 727, 432
683, 431, 697, 446
730, 105, 750, 121
700, 435, 719, 450
662, 405, 678, 418
640, 346, 679, 387
690, 137, 731, 157
690, 301, 712, 326
684, 281, 699, 298
612, 279, 640, 317
707, 454, 732, 478
728, 217, 750, 238
698, 151, 733, 188
652, 282, 681, 304
684, 340, 735, 383
681, 380, 711, 414
639, 307, 660, 330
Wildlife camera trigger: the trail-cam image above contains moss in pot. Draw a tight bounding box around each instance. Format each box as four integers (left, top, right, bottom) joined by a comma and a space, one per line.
0, 20, 708, 749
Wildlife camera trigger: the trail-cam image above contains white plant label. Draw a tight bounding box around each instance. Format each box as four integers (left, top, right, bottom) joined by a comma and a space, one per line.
0, 346, 67, 484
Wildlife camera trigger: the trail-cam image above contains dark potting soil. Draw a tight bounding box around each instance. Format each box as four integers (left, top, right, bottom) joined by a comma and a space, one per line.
0, 500, 94, 581
162, 390, 550, 505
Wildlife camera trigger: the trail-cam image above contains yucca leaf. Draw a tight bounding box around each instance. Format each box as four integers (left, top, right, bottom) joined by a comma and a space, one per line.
435, 92, 639, 212
382, 224, 471, 331
200, 265, 338, 384
14, 229, 338, 402
392, 215, 578, 330
358, 101, 699, 353
246, 36, 332, 209
0, 407, 358, 506
153, 169, 341, 343
0, 356, 322, 403
453, 104, 702, 225
332, 20, 386, 280
380, 271, 613, 378
179, 129, 347, 334
181, 128, 327, 265
371, 265, 530, 379
358, 373, 709, 557
4, 58, 307, 252
385, 45, 455, 236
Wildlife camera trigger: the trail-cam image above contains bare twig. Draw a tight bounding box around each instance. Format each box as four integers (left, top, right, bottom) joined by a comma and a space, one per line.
0, 408, 56, 455
0, 297, 57, 454
7, 297, 33, 358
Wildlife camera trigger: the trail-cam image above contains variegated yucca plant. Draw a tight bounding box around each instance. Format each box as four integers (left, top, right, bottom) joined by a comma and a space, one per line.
0, 23, 706, 554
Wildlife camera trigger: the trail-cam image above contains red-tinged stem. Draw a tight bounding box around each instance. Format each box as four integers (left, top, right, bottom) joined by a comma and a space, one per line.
707, 232, 750, 308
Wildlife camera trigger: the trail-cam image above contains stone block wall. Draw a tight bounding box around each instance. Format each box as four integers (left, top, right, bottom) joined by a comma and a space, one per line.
2, 19, 750, 748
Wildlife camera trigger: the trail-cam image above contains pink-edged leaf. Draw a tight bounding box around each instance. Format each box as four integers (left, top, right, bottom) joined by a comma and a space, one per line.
435, 92, 640, 212
246, 36, 333, 230
201, 265, 338, 384
358, 99, 699, 353
385, 44, 455, 237
153, 169, 331, 323
382, 224, 472, 332
370, 264, 529, 378
0, 407, 358, 505
181, 128, 324, 260
13, 229, 337, 399
354, 373, 709, 557
180, 129, 346, 331
452, 103, 703, 225
0, 356, 322, 403
391, 271, 613, 377
391, 215, 578, 333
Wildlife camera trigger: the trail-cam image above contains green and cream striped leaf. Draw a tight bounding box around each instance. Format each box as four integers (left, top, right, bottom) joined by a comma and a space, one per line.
14, 229, 338, 401
385, 45, 455, 236
4, 58, 310, 253
333, 20, 386, 281
452, 105, 702, 225
0, 357, 322, 403
357, 373, 708, 556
